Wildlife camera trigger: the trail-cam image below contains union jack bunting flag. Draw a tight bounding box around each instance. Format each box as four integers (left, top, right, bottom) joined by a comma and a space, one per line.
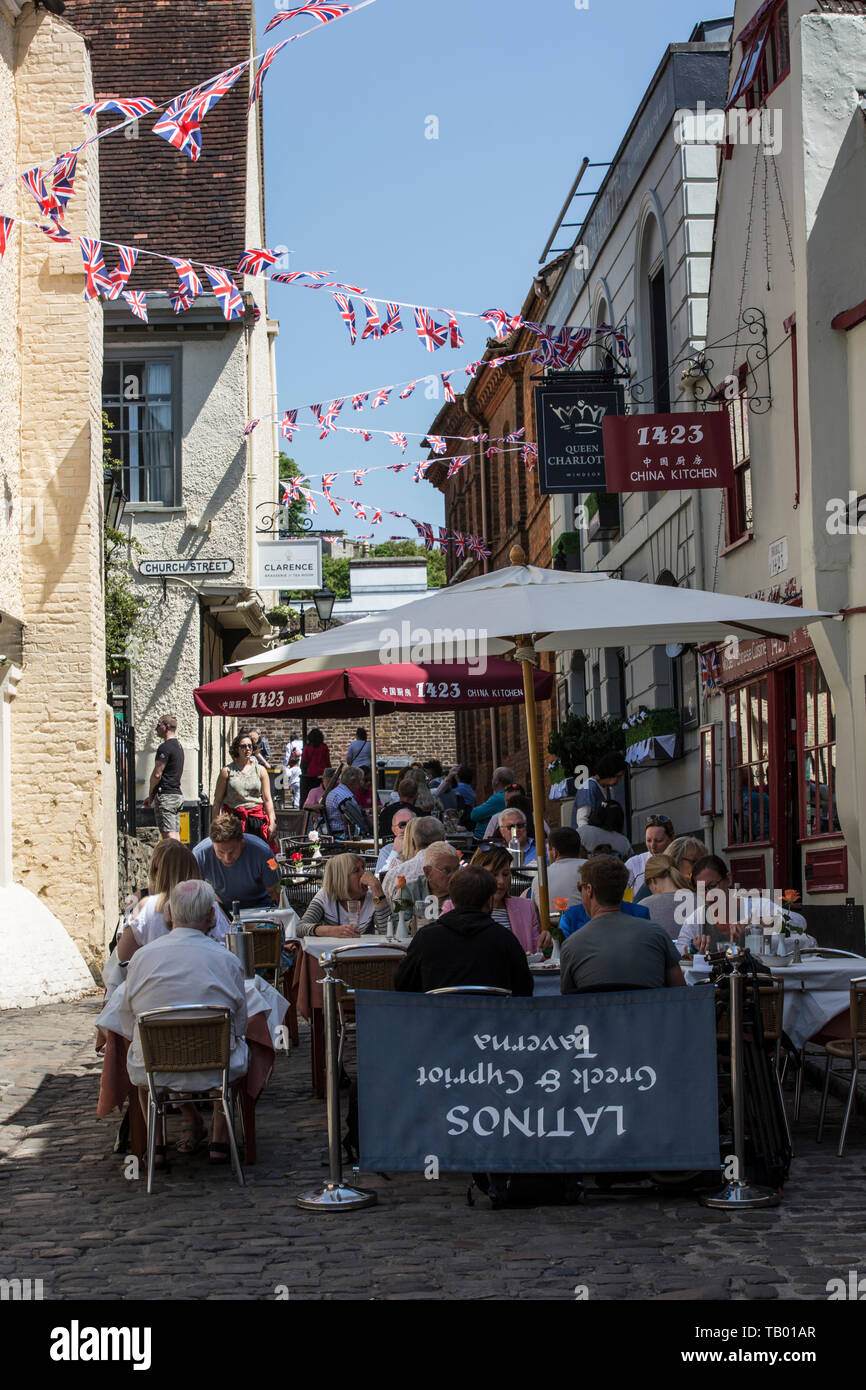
469, 535, 491, 560
20, 167, 51, 215
304, 490, 318, 515
388, 462, 411, 473
390, 511, 407, 518
470, 433, 488, 443
170, 258, 203, 299
249, 40, 292, 109
171, 286, 193, 315
415, 521, 435, 551
437, 527, 451, 552
371, 387, 392, 409
370, 508, 382, 524
360, 299, 381, 340
310, 404, 324, 425
486, 446, 500, 457
413, 308, 449, 352
0, 217, 13, 262
318, 399, 345, 437
480, 307, 523, 340
203, 265, 244, 321
387, 433, 408, 454
39, 220, 71, 243
398, 382, 416, 400
321, 472, 338, 493
122, 290, 148, 322
237, 248, 278, 276
452, 531, 466, 558
49, 153, 78, 215
173, 62, 250, 127
352, 469, 369, 486
528, 323, 592, 369
317, 280, 367, 295
270, 269, 331, 284
332, 293, 357, 344
106, 245, 139, 301
447, 313, 464, 349
465, 361, 482, 377
446, 455, 470, 479
413, 461, 430, 483
152, 100, 202, 162
425, 435, 447, 455
521, 443, 538, 471
279, 409, 299, 440
352, 393, 369, 411
78, 237, 114, 299
347, 427, 372, 441
265, 3, 352, 34
243, 419, 260, 437
74, 96, 157, 118
441, 372, 456, 403
326, 495, 342, 516
352, 502, 367, 520
505, 427, 525, 442
381, 303, 403, 336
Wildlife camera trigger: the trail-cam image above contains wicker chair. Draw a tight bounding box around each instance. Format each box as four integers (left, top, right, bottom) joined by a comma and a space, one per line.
329, 943, 407, 1068
137, 1005, 245, 1193
282, 877, 322, 919
426, 986, 512, 996
817, 978, 866, 1155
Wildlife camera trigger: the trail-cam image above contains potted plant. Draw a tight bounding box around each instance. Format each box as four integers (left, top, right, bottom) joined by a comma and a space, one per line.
552, 530, 582, 572
623, 706, 682, 765
548, 714, 626, 789
585, 492, 620, 542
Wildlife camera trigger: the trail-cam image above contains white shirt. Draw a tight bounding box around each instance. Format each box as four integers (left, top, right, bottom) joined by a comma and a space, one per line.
115, 928, 249, 1091
128, 894, 231, 947
531, 857, 587, 911
383, 848, 426, 901
625, 850, 651, 894
375, 845, 400, 876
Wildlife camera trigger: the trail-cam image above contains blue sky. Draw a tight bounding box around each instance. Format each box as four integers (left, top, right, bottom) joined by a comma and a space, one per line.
259, 0, 724, 536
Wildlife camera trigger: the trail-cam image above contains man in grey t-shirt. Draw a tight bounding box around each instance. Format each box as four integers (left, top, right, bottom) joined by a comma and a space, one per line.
560, 855, 684, 995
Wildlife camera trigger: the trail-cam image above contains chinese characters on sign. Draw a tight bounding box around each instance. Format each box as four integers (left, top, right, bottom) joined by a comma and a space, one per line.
601, 412, 735, 492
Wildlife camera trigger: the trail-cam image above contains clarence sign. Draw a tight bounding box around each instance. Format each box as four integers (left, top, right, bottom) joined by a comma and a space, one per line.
602, 411, 734, 492
356, 989, 719, 1172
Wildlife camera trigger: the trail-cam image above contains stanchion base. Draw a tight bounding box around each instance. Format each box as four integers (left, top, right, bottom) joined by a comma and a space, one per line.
296, 1181, 377, 1212
700, 1181, 779, 1209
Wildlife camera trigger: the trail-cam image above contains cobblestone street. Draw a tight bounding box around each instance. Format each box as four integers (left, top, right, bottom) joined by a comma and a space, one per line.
1, 995, 864, 1303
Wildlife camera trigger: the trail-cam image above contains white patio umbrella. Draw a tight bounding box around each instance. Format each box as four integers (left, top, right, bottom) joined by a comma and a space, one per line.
235, 549, 835, 925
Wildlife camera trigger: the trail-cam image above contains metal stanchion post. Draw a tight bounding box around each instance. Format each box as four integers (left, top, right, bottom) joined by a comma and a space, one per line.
701, 946, 779, 1209
296, 951, 377, 1212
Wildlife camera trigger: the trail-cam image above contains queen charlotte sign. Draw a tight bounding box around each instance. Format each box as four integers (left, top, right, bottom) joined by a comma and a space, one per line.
534, 381, 624, 494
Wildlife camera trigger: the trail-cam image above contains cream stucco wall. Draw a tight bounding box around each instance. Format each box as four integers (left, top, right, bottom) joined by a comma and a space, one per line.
1, 6, 116, 976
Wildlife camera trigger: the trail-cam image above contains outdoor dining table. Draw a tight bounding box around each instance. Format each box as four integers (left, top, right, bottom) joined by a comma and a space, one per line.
94, 975, 289, 1164
683, 954, 866, 1050
293, 934, 407, 1097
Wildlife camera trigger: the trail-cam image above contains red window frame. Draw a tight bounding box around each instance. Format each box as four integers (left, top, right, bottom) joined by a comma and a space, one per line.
797, 657, 841, 842
726, 677, 772, 847
727, 1, 790, 114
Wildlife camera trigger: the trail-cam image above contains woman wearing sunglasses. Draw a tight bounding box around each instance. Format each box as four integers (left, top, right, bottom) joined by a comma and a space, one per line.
211, 729, 276, 845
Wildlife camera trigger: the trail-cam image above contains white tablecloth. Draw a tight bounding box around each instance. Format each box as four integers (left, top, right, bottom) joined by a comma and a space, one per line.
301, 934, 408, 962
95, 975, 288, 1045
684, 956, 866, 1050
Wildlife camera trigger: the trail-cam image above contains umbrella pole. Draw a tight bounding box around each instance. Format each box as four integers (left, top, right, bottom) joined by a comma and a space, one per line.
369, 700, 380, 853
515, 637, 550, 928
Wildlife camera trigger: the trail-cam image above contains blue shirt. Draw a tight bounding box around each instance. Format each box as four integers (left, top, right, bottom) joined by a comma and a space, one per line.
560, 898, 650, 939
470, 790, 505, 838
571, 777, 608, 830
193, 834, 280, 910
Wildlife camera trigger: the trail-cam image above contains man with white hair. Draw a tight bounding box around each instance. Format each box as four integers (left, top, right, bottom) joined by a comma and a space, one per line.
116, 880, 249, 1166
323, 765, 372, 837
403, 842, 462, 915
382, 815, 445, 900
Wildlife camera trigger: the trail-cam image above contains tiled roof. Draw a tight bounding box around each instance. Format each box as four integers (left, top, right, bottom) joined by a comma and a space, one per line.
63, 1, 255, 290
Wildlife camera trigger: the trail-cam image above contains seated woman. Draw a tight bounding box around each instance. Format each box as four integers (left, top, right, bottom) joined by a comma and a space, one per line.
664, 836, 708, 886
304, 766, 337, 823
470, 845, 551, 952
641, 854, 695, 938
116, 840, 231, 964
212, 729, 276, 845
297, 853, 391, 938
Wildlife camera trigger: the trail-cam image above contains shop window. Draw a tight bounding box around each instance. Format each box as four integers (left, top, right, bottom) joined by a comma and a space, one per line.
103, 354, 180, 507
726, 677, 771, 844
725, 376, 753, 545
727, 1, 790, 113
798, 658, 840, 839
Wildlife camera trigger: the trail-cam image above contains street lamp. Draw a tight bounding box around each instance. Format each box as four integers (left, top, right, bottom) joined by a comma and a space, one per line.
103, 467, 127, 531
313, 581, 336, 627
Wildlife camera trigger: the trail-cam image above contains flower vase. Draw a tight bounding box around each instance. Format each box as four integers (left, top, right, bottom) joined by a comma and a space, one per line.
312, 846, 321, 861
548, 937, 561, 967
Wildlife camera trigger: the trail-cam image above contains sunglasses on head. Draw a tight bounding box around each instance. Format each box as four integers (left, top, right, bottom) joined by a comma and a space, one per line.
646, 815, 670, 827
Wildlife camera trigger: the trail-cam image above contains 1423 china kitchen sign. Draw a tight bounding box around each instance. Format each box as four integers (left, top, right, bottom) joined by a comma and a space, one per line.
601, 412, 735, 491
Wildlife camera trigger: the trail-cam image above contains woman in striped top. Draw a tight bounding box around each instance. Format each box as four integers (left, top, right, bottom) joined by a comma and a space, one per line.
470, 846, 550, 953
297, 853, 391, 938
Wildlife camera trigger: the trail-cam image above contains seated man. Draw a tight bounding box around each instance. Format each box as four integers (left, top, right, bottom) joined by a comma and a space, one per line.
532, 827, 586, 911
378, 776, 419, 839
560, 856, 684, 994
404, 841, 461, 917
374, 806, 416, 876
323, 766, 372, 838
496, 806, 537, 865
560, 869, 651, 939
116, 880, 249, 1164
193, 812, 280, 911
382, 816, 445, 900
395, 865, 533, 996
675, 854, 813, 957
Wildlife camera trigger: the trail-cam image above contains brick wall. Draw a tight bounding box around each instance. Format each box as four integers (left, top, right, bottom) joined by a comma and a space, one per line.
63, 0, 253, 290
264, 711, 457, 768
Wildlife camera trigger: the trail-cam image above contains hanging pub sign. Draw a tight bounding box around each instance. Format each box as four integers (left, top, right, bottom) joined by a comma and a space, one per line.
534, 380, 624, 494
601, 412, 735, 492
255, 537, 322, 590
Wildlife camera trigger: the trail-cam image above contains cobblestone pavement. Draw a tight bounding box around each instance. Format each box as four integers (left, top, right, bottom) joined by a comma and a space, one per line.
0, 994, 864, 1302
